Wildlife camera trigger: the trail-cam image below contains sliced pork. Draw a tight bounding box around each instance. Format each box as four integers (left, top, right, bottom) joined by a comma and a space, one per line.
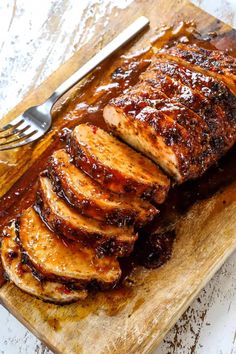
49, 149, 158, 227
104, 45, 236, 183
36, 176, 137, 257
68, 123, 170, 203
17, 207, 121, 288
158, 43, 236, 94
1, 223, 87, 303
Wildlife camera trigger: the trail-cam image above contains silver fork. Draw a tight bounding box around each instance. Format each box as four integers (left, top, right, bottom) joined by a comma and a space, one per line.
0, 16, 149, 151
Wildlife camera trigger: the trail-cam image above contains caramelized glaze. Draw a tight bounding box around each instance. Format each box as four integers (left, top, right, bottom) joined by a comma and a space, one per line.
1, 22, 236, 288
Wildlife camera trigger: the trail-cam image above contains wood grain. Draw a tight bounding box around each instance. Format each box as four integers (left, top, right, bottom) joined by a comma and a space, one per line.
1, 0, 236, 353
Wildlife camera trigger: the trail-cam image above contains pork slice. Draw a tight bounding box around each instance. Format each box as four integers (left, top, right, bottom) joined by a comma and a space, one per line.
17, 207, 121, 288
49, 149, 158, 227
36, 176, 137, 257
68, 123, 170, 203
104, 80, 211, 182
1, 222, 87, 303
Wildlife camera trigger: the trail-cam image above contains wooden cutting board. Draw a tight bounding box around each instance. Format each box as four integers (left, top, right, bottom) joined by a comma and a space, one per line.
1, 0, 236, 353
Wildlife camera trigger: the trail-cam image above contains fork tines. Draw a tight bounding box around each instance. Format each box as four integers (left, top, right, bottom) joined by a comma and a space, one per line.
0, 116, 38, 151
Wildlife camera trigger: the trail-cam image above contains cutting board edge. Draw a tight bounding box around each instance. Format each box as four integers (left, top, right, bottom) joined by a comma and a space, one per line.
142, 241, 236, 354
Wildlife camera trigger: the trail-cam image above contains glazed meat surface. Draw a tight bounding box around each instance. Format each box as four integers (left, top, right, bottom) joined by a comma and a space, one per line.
49, 149, 158, 227
143, 58, 236, 135
140, 59, 236, 157
104, 82, 207, 181
69, 123, 170, 203
37, 176, 137, 257
17, 207, 121, 288
2, 42, 236, 302
104, 45, 236, 182
1, 223, 87, 303
158, 43, 236, 95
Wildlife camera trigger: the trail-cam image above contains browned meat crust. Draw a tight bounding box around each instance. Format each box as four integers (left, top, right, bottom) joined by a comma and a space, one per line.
145, 58, 236, 131
16, 207, 121, 288
36, 176, 137, 257
48, 149, 158, 228
158, 43, 236, 95
140, 59, 236, 160
104, 82, 206, 181
68, 123, 170, 203
104, 46, 236, 183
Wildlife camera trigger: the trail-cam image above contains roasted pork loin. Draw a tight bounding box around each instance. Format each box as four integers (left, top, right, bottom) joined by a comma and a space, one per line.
1, 223, 87, 303
2, 42, 236, 302
104, 45, 236, 182
69, 123, 170, 203
49, 149, 158, 227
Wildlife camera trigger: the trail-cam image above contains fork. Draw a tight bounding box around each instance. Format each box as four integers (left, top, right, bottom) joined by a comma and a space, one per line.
0, 16, 149, 151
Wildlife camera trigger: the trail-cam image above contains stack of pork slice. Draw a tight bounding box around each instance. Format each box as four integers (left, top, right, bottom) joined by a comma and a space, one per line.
1, 124, 168, 303
2, 43, 236, 303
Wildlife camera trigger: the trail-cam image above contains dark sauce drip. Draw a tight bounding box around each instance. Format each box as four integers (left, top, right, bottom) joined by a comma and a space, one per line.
0, 23, 236, 286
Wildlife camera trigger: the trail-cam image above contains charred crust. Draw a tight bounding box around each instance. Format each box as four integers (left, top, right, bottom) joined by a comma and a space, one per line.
7, 250, 18, 260
105, 209, 137, 227
3, 271, 10, 281
134, 230, 175, 269
95, 237, 135, 258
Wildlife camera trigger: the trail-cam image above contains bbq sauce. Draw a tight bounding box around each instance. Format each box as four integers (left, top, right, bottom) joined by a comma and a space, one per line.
0, 22, 236, 287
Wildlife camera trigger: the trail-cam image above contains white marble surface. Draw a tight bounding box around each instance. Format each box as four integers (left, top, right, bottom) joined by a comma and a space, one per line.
0, 1, 236, 353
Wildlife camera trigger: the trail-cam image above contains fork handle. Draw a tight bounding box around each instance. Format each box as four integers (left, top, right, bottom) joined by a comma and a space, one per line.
49, 16, 149, 105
